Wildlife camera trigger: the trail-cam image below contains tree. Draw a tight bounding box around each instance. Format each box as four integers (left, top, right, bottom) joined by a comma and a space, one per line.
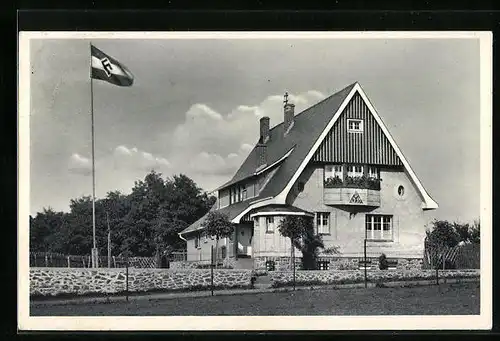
202, 211, 235, 267
470, 219, 480, 244
278, 215, 324, 270
29, 170, 216, 259
425, 220, 461, 270
29, 207, 68, 253
453, 222, 470, 244
425, 220, 460, 248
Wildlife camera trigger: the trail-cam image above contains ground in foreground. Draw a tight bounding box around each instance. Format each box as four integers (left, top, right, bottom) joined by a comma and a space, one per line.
30, 282, 480, 316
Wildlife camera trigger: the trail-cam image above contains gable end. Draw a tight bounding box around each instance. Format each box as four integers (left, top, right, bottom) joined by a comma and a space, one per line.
313, 92, 402, 166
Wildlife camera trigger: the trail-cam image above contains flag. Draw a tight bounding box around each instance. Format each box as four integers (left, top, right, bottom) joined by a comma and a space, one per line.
91, 45, 134, 87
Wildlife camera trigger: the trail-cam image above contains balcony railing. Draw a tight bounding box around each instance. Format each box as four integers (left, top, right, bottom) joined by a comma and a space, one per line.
324, 176, 381, 191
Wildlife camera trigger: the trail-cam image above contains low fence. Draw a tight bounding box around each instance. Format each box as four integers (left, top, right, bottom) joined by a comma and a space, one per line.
30, 252, 179, 269
31, 245, 240, 299
423, 242, 480, 270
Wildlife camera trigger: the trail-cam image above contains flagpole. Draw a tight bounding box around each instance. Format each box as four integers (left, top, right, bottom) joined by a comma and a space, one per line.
90, 42, 98, 268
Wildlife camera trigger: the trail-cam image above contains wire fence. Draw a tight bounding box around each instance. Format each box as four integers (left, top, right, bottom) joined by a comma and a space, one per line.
423, 242, 480, 270
29, 251, 180, 268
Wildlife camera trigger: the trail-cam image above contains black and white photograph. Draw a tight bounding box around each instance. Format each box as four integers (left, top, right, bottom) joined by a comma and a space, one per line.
18, 31, 492, 331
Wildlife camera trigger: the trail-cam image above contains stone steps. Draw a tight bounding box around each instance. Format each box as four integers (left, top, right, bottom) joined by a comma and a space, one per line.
253, 274, 272, 289
233, 258, 254, 270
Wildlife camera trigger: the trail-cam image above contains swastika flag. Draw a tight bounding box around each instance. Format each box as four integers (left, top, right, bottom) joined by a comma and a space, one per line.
91, 45, 134, 87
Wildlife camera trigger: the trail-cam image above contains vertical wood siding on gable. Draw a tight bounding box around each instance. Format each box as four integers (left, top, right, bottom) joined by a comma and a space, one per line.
313, 93, 402, 166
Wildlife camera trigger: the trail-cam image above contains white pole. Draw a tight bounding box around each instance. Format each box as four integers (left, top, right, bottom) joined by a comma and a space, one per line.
90, 42, 98, 268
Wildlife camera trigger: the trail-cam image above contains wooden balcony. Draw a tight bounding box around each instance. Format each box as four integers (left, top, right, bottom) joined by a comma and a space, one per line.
324, 187, 380, 207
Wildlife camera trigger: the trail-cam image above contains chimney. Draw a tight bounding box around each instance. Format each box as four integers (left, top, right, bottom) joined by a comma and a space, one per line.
255, 143, 267, 168
284, 103, 295, 134
260, 116, 270, 143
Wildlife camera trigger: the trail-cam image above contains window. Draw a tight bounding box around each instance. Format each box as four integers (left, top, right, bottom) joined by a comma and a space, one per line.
254, 217, 260, 228
368, 166, 379, 179
194, 234, 201, 249
325, 164, 343, 180
317, 260, 330, 270
347, 165, 364, 177
229, 188, 235, 204
365, 215, 393, 241
316, 212, 330, 235
347, 119, 364, 132
298, 181, 305, 192
397, 185, 405, 196
230, 185, 248, 204
266, 217, 275, 233
241, 185, 247, 200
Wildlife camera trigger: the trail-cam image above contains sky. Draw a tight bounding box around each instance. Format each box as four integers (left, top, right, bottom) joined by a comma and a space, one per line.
29, 36, 481, 223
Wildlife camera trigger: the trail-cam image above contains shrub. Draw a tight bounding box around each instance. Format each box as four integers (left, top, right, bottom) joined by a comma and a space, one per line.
379, 253, 389, 270
277, 216, 324, 270
324, 176, 343, 188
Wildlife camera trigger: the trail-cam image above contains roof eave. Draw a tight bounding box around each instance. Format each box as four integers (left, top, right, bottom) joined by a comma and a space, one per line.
214, 147, 295, 192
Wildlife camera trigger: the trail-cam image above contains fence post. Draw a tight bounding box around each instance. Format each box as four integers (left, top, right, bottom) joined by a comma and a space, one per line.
67, 256, 70, 268
113, 256, 116, 268
211, 245, 214, 296
292, 243, 296, 291
44, 253, 48, 267
125, 252, 129, 302
364, 239, 367, 288
435, 249, 440, 285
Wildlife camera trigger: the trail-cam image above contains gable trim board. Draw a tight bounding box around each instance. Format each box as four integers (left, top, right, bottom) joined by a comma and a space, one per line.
232, 82, 437, 223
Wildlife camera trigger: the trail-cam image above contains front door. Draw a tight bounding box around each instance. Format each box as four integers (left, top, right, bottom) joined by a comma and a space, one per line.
236, 223, 253, 258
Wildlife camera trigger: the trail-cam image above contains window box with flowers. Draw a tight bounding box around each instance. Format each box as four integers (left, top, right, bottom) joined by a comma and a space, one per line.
324, 175, 381, 190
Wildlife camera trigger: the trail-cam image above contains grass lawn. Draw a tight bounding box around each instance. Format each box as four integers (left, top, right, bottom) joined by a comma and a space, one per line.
30, 282, 480, 316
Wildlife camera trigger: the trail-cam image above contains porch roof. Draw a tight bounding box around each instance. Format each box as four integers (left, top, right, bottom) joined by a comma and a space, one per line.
179, 200, 253, 236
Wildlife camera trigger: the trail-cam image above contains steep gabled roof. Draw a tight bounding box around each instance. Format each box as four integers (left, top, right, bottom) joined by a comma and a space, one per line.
218, 83, 357, 191
180, 84, 356, 236
180, 82, 438, 235
232, 82, 438, 222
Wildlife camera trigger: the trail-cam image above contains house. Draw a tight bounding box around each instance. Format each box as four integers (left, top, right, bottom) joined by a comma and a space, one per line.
179, 82, 438, 270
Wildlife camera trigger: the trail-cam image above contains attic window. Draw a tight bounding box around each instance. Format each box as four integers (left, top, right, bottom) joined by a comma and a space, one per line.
347, 119, 364, 133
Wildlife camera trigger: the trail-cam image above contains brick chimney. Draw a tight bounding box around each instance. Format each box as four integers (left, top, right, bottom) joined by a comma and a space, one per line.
260, 116, 270, 143
284, 103, 295, 134
255, 143, 267, 168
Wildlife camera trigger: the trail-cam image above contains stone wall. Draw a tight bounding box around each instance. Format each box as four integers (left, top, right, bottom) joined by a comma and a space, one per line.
317, 256, 423, 270
269, 269, 480, 288
254, 256, 303, 271
254, 255, 423, 271
30, 267, 253, 298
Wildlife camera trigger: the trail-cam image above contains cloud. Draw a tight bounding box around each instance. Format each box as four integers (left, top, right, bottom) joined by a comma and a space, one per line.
186, 104, 223, 121
113, 145, 171, 172
189, 151, 245, 176
68, 153, 91, 176
168, 90, 326, 184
